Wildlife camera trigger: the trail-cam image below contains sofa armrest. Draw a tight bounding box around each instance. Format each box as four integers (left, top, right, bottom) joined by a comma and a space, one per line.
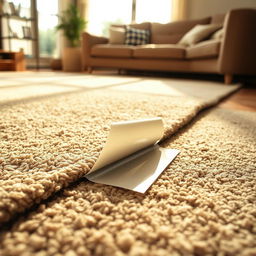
81, 32, 109, 71
218, 9, 256, 75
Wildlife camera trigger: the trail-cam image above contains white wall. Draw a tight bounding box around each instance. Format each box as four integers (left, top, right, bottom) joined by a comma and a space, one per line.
187, 0, 256, 19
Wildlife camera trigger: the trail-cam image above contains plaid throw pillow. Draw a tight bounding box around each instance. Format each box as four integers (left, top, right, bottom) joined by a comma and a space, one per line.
125, 27, 150, 46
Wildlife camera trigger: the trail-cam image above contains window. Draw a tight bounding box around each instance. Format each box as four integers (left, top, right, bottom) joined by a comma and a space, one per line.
87, 0, 132, 36
87, 0, 172, 36
135, 0, 172, 23
37, 0, 59, 58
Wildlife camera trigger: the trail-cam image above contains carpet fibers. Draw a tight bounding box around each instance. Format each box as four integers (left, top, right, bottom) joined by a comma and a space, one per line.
1, 72, 253, 256
0, 73, 238, 224
0, 107, 255, 256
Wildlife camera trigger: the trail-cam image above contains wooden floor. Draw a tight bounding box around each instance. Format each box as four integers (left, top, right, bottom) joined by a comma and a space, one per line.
219, 87, 256, 112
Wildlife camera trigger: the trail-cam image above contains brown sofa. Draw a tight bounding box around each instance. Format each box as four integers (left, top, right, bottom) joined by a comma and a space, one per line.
81, 9, 256, 84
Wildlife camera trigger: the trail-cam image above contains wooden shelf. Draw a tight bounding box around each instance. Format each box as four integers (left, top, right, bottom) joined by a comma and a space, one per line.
1, 36, 37, 40
0, 13, 34, 21
0, 58, 13, 62
0, 50, 26, 71
0, 0, 39, 69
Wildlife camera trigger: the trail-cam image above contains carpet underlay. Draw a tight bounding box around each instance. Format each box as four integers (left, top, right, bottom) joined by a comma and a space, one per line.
1, 72, 254, 255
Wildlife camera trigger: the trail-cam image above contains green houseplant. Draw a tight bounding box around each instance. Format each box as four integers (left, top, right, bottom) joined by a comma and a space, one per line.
56, 4, 86, 47
56, 4, 87, 71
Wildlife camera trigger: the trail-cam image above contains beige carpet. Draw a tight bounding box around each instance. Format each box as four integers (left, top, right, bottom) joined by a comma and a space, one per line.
0, 72, 239, 225
1, 107, 255, 256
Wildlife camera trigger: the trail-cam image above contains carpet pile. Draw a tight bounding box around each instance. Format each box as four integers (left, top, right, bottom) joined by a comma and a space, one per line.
0, 73, 238, 224
1, 107, 255, 256
1, 72, 254, 256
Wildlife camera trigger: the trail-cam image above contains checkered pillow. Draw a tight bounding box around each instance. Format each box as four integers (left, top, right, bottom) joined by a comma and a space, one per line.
125, 27, 150, 46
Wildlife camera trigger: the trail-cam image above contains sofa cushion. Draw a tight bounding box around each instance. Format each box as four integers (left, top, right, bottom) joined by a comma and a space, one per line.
109, 27, 125, 44
210, 28, 224, 40
91, 44, 134, 58
125, 27, 150, 46
178, 24, 222, 46
133, 44, 186, 59
151, 17, 211, 44
186, 39, 221, 59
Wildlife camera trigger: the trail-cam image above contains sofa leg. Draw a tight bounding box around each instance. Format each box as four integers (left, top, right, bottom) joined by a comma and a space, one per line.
88, 67, 93, 73
224, 74, 233, 84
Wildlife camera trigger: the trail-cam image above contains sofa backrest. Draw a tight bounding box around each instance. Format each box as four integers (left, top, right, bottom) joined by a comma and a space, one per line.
210, 13, 226, 24
111, 22, 151, 30
110, 14, 226, 45
151, 17, 211, 44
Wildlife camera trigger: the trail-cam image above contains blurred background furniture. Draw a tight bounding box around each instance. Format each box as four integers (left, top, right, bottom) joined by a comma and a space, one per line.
0, 49, 25, 70
82, 9, 256, 84
0, 0, 39, 69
